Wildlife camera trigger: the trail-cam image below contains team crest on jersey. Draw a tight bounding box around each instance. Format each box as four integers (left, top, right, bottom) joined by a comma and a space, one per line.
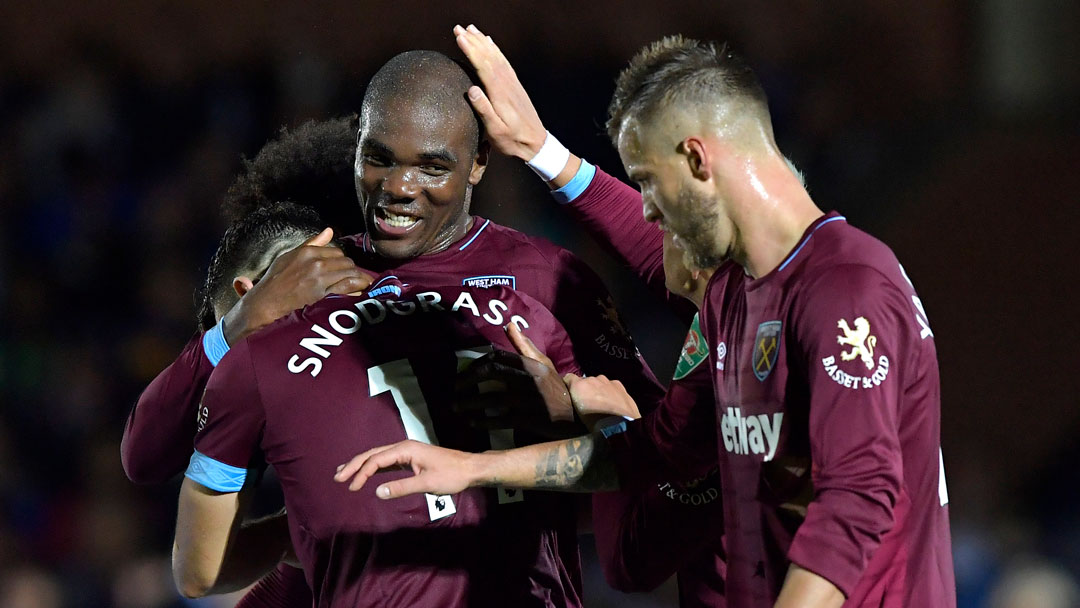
752, 321, 782, 381
462, 275, 516, 289
673, 314, 708, 380
821, 316, 891, 389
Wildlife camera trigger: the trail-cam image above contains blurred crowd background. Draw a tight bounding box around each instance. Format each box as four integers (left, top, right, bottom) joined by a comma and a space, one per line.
1, 1, 1078, 607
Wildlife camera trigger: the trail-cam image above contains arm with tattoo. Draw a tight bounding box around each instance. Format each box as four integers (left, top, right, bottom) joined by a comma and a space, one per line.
531, 434, 617, 491
334, 433, 619, 499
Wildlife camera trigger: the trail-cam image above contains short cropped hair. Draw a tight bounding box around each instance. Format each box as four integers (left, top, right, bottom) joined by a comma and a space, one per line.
606, 36, 768, 143
197, 202, 327, 330
222, 116, 363, 234
361, 50, 482, 156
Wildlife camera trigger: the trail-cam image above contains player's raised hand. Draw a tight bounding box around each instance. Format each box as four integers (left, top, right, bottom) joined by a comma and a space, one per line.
334, 440, 475, 499
454, 324, 581, 438
564, 373, 641, 430
221, 228, 374, 344
453, 24, 547, 161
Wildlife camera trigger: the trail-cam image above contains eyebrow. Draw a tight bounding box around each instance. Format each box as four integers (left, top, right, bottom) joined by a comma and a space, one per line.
360, 139, 457, 166
418, 149, 457, 165
360, 139, 394, 159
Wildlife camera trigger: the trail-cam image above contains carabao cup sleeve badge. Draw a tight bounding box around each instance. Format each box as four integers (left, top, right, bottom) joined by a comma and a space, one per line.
673, 314, 709, 381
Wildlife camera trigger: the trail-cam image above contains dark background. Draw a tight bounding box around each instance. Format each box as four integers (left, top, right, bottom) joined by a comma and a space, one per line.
1, 1, 1078, 607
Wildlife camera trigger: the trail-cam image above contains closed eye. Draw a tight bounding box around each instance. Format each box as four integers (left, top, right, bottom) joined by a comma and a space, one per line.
420, 164, 450, 176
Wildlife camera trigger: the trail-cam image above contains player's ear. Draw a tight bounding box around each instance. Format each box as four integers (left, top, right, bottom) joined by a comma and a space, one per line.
679, 137, 711, 181
469, 140, 489, 185
233, 276, 255, 298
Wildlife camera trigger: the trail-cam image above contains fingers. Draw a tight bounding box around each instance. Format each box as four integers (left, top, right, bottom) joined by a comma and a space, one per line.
303, 227, 334, 247
466, 86, 503, 132
506, 324, 557, 370
374, 474, 434, 500
322, 268, 375, 295
455, 24, 507, 77
325, 273, 374, 295
506, 323, 537, 358
334, 443, 402, 489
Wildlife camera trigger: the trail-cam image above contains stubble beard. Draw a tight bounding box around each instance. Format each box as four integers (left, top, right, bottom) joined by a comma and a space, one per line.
673, 185, 726, 271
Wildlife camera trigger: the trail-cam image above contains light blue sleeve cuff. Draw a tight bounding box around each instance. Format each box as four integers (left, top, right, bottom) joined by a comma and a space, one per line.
185, 450, 247, 492
202, 319, 230, 367
551, 159, 597, 205
597, 415, 634, 438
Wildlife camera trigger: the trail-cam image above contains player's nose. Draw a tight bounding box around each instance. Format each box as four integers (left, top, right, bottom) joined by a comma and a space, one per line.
643, 200, 662, 225
381, 166, 421, 200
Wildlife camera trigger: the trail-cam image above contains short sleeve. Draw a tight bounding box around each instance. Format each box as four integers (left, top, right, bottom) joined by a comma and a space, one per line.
186, 339, 266, 493
786, 264, 909, 596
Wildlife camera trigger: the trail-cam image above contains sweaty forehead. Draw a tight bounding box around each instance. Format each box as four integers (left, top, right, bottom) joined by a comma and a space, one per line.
361, 94, 473, 153
617, 118, 659, 171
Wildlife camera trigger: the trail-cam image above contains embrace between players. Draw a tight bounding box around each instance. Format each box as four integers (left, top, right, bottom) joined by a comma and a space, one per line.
123, 24, 955, 608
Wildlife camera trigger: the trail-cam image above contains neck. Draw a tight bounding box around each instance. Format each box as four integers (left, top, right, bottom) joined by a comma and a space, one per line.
688, 267, 716, 308
726, 154, 822, 279
423, 213, 475, 256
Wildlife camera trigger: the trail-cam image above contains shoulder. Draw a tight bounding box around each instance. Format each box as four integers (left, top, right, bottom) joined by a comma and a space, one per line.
478, 219, 577, 270
794, 220, 914, 304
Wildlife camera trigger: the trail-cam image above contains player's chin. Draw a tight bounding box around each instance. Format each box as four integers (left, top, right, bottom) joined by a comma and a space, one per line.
371, 236, 425, 260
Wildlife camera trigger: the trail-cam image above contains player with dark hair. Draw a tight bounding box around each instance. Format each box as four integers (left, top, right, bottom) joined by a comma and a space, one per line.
183, 202, 347, 606
337, 30, 955, 608
222, 115, 364, 234
196, 202, 331, 329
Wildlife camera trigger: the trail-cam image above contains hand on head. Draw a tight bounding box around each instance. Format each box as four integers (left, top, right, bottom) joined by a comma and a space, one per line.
453, 24, 547, 162
223, 228, 374, 343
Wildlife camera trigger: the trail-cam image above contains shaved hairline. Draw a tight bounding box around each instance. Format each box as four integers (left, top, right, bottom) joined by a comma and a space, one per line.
622, 93, 777, 159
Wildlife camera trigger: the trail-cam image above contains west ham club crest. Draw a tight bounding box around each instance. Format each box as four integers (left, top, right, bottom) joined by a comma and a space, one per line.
752, 321, 782, 381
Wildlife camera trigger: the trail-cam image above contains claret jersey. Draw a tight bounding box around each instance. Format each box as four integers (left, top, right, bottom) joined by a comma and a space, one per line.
609, 211, 955, 607
702, 213, 953, 606
188, 282, 585, 608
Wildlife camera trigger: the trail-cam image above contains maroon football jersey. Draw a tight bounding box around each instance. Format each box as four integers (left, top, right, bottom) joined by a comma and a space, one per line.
343, 216, 663, 410
611, 212, 955, 607
190, 283, 585, 607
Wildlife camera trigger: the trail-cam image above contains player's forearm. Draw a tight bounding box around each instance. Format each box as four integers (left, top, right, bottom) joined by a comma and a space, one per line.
473, 433, 619, 492
214, 512, 294, 594
174, 483, 289, 598
773, 564, 845, 608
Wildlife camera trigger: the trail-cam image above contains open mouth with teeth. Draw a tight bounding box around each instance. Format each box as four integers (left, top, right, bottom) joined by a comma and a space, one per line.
373, 208, 422, 236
